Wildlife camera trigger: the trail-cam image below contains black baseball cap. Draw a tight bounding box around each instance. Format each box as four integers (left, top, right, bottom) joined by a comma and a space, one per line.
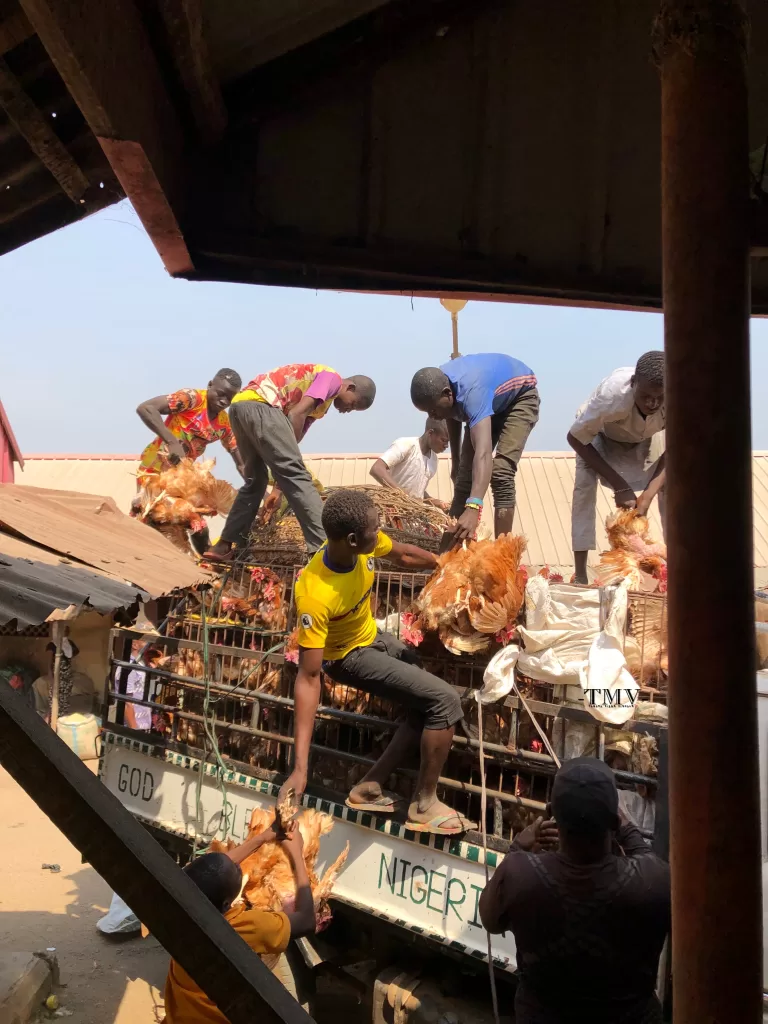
551, 756, 620, 832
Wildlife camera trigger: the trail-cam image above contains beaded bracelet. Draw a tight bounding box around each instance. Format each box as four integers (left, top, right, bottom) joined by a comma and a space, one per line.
465, 501, 483, 511
466, 496, 484, 508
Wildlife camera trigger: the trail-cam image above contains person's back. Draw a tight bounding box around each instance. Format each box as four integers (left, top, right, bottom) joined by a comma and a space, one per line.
480, 758, 670, 1024
498, 838, 669, 1022
165, 903, 289, 1024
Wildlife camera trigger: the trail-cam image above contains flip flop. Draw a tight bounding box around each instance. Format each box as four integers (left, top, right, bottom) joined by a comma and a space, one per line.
345, 791, 403, 814
405, 812, 476, 836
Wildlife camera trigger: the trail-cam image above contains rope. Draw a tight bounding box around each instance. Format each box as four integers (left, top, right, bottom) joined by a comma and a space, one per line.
190, 572, 287, 857
475, 674, 562, 1024
475, 697, 501, 1024
512, 679, 561, 769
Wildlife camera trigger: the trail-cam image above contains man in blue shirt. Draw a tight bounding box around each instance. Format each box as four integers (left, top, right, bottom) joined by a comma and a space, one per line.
410, 354, 539, 543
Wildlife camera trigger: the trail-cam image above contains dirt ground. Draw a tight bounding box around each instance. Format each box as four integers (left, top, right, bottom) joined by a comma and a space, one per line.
0, 767, 167, 1023
0, 767, 367, 1024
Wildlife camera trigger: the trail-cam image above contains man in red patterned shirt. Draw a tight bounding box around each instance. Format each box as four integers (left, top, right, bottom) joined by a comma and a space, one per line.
136, 369, 246, 483
205, 363, 376, 561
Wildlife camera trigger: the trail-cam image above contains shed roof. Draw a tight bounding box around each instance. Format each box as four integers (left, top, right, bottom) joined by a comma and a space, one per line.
0, 482, 210, 596
0, 549, 146, 626
3, 0, 768, 310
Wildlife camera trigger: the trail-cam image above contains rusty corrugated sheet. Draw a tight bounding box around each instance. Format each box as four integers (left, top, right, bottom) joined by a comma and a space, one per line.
0, 483, 210, 596
0, 550, 146, 626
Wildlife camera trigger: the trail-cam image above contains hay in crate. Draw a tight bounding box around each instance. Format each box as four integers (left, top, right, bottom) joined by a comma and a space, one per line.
248, 485, 451, 566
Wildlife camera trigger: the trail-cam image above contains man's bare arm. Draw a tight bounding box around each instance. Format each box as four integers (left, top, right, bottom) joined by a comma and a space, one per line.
447, 420, 462, 480
136, 396, 185, 462
388, 540, 439, 570
287, 395, 320, 442
567, 431, 636, 506
278, 647, 323, 800
637, 454, 666, 516
370, 459, 405, 491
230, 448, 247, 480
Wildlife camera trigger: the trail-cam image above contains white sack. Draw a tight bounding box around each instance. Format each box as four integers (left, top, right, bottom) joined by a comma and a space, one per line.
480, 645, 520, 704
578, 579, 638, 726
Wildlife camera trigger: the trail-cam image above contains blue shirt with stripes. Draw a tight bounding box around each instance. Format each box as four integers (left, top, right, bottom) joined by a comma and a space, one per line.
440, 354, 537, 428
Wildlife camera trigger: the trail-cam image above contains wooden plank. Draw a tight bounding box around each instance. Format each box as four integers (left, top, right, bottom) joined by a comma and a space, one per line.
18, 0, 193, 273
0, 9, 34, 53
0, 683, 314, 1024
0, 54, 88, 201
98, 137, 193, 274
156, 0, 226, 145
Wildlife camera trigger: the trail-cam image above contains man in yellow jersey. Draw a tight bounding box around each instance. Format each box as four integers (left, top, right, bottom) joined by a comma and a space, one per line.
205, 363, 375, 563
278, 489, 474, 836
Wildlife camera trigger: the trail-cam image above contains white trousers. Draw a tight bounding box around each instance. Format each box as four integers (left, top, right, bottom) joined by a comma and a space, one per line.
571, 432, 666, 551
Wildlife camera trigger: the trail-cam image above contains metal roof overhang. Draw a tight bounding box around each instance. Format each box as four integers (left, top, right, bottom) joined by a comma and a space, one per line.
2, 0, 768, 311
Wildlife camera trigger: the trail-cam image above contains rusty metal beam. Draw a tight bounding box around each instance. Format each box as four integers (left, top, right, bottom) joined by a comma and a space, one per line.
18, 0, 193, 273
656, 2, 762, 1022
0, 54, 88, 201
155, 0, 227, 145
0, 684, 314, 1024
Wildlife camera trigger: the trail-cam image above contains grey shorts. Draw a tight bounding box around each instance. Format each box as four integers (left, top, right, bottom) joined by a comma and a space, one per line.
324, 632, 463, 731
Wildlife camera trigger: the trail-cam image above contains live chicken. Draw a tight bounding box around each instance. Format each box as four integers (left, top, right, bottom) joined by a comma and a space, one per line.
209, 807, 348, 931
132, 458, 237, 554
412, 533, 527, 653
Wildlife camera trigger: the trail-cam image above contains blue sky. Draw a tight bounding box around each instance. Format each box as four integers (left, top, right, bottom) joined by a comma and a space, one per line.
3, 199, 768, 470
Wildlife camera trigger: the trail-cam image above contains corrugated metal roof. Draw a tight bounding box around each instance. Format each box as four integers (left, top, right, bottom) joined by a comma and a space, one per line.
18, 451, 768, 585
0, 550, 147, 626
0, 483, 210, 596
304, 451, 768, 586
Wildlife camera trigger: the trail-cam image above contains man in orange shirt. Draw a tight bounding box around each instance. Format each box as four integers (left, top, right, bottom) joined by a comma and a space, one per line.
164, 823, 315, 1023
136, 369, 246, 483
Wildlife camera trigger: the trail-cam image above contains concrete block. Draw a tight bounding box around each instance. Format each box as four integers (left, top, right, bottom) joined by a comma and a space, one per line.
0, 952, 53, 1024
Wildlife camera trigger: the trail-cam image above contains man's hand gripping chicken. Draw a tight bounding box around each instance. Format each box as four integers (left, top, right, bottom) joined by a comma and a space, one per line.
278, 489, 474, 836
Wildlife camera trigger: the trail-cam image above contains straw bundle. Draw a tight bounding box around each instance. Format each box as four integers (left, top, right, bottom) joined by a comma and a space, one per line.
248, 485, 453, 563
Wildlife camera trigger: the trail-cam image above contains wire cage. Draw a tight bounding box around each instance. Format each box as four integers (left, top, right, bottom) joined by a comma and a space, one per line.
107, 564, 666, 849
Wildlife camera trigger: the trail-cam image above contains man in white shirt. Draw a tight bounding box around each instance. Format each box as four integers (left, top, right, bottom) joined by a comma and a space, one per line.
567, 351, 666, 583
370, 418, 449, 503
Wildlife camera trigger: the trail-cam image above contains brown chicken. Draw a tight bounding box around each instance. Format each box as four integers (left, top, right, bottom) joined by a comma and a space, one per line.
413, 533, 527, 653
209, 807, 349, 931
598, 510, 667, 592
596, 510, 668, 686
132, 458, 237, 554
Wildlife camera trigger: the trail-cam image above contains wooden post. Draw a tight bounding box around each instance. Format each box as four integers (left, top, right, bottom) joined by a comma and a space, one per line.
49, 621, 64, 733
0, 685, 314, 1024
656, 2, 762, 1021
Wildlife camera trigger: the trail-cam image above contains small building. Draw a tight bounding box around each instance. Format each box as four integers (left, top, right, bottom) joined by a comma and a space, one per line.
0, 401, 23, 483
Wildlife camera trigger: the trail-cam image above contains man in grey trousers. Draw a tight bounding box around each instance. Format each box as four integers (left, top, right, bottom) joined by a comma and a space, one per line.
205, 363, 376, 562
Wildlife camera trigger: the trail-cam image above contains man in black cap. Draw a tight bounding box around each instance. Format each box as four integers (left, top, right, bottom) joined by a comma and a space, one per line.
480, 757, 670, 1024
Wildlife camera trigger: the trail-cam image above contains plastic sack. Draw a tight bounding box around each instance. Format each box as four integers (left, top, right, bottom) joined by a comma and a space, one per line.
578, 579, 638, 726
479, 645, 520, 704
96, 892, 141, 936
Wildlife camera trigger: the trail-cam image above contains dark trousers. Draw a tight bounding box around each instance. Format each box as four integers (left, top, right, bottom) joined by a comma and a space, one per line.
325, 632, 463, 731
221, 401, 326, 550
449, 388, 540, 518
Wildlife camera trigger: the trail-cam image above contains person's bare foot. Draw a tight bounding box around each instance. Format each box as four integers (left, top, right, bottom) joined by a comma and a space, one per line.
346, 781, 397, 811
